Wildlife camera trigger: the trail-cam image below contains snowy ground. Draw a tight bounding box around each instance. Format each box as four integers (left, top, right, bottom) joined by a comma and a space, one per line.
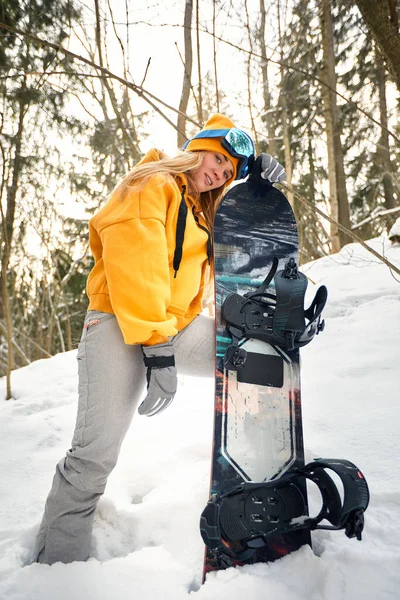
0, 236, 399, 600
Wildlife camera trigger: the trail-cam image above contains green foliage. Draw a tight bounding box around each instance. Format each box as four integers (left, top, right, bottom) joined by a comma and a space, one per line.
0, 0, 399, 376
269, 0, 399, 258
0, 0, 90, 372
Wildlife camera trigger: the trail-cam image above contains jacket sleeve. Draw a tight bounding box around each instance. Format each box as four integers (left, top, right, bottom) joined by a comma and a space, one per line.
100, 190, 178, 345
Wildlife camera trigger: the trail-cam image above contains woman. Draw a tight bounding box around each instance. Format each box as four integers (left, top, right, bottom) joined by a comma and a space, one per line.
33, 113, 285, 565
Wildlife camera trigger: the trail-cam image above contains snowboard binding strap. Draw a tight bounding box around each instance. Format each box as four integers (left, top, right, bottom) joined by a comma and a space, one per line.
222, 258, 327, 370
200, 458, 369, 560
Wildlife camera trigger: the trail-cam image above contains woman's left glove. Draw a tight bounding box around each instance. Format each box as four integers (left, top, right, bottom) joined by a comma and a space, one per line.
139, 341, 177, 417
259, 153, 287, 183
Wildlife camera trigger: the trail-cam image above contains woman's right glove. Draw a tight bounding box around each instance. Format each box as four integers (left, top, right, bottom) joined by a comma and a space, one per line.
259, 153, 286, 182
139, 341, 177, 417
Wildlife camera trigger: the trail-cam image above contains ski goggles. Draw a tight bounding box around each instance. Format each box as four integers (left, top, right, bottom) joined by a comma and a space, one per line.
183, 128, 255, 180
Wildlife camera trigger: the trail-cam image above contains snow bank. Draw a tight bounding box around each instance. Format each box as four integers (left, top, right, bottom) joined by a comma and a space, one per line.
0, 237, 399, 600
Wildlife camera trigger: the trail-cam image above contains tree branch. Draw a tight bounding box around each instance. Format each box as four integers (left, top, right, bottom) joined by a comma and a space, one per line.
278, 183, 400, 277
352, 206, 400, 230
202, 26, 400, 144
2, 20, 397, 144
0, 22, 199, 137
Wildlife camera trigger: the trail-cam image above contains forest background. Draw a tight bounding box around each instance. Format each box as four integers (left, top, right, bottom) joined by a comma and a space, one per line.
0, 0, 399, 394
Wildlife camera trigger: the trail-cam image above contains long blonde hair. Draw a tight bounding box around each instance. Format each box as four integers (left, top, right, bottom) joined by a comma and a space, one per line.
113, 150, 227, 236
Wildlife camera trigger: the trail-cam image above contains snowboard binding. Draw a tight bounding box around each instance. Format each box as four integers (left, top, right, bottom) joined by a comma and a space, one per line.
200, 458, 369, 560
222, 257, 327, 370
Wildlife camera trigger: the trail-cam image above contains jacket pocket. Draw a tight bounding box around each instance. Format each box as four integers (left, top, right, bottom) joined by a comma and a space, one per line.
170, 262, 202, 312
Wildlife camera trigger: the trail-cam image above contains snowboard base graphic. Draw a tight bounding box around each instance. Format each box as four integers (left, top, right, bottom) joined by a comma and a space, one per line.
203, 181, 310, 579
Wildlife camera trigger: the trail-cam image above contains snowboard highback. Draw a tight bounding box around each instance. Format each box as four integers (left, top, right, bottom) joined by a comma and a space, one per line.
203, 180, 310, 578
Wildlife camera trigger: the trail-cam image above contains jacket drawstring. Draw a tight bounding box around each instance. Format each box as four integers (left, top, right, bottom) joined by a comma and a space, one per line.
173, 186, 188, 278
173, 186, 213, 278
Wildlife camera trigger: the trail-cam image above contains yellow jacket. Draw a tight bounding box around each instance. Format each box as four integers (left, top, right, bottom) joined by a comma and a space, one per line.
87, 149, 211, 346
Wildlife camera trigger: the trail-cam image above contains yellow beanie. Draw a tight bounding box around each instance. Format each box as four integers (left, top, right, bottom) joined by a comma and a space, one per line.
185, 113, 240, 185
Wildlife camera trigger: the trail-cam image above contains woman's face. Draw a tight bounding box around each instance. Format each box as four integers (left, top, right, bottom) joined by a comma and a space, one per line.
190, 151, 234, 193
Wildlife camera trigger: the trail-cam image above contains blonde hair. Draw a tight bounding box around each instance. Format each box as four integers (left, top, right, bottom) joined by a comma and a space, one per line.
113, 150, 227, 238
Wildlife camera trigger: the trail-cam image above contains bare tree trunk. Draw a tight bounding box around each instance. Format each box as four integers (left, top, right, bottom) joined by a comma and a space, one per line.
177, 0, 193, 147
245, 0, 259, 152
305, 127, 328, 260
258, 0, 276, 156
277, 2, 294, 208
196, 0, 203, 124
281, 111, 293, 206
0, 321, 29, 365
1, 247, 14, 399
376, 48, 396, 211
0, 74, 27, 397
307, 126, 316, 207
47, 286, 65, 353
5, 321, 51, 359
94, 0, 140, 162
354, 0, 400, 93
94, 0, 109, 119
107, 0, 141, 159
64, 295, 72, 351
37, 281, 46, 361
4, 90, 25, 269
212, 0, 219, 112
320, 0, 351, 251
43, 277, 54, 354
298, 128, 315, 263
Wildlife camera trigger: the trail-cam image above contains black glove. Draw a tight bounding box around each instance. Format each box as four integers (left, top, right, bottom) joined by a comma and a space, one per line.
139, 341, 177, 417
255, 153, 287, 183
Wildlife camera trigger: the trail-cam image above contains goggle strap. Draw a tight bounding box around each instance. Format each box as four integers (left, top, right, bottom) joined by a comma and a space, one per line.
183, 129, 231, 149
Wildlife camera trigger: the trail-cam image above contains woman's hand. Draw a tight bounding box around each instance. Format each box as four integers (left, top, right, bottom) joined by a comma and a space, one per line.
259, 153, 287, 183
139, 341, 177, 416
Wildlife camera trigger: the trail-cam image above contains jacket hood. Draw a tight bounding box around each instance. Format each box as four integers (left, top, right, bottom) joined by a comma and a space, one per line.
132, 149, 209, 275
135, 147, 167, 167
135, 148, 201, 210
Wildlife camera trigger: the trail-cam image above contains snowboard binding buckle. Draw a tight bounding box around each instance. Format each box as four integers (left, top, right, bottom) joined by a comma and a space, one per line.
222, 258, 328, 367
200, 458, 369, 560
224, 345, 247, 370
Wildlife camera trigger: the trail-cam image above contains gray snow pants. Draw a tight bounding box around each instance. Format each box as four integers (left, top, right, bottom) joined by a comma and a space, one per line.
33, 310, 214, 565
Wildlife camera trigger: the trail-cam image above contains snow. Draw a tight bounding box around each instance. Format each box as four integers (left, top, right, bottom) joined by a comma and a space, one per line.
0, 236, 399, 600
389, 217, 400, 239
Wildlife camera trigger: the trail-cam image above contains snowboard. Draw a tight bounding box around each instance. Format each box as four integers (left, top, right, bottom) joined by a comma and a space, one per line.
202, 179, 310, 580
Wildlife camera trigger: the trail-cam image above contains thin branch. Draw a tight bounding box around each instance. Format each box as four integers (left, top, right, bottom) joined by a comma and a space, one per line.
174, 40, 200, 119
196, 0, 203, 123
278, 183, 400, 277
94, 0, 138, 157
125, 0, 130, 70
47, 283, 66, 353
0, 22, 200, 136
106, 0, 129, 80
140, 58, 151, 87
60, 243, 90, 287
0, 321, 30, 365
244, 0, 259, 152
0, 320, 52, 358
0, 70, 114, 80
201, 26, 400, 144
212, 0, 220, 111
2, 20, 397, 143
352, 206, 400, 230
